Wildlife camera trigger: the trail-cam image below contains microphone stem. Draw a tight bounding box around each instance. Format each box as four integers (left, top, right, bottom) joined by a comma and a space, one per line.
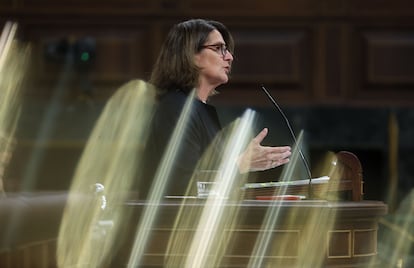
261, 86, 313, 199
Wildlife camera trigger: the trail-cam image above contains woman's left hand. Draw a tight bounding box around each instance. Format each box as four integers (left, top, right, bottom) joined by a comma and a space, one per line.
237, 128, 291, 173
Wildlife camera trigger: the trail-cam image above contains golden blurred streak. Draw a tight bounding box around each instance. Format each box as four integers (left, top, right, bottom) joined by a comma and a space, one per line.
376, 191, 414, 267
0, 22, 18, 70
164, 110, 255, 267
57, 80, 155, 267
127, 90, 196, 267
288, 152, 340, 268
247, 131, 306, 268
0, 21, 24, 140
293, 203, 337, 268
247, 144, 341, 267
0, 21, 29, 196
184, 110, 255, 268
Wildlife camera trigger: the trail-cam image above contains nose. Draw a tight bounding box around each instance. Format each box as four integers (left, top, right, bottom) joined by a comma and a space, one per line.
224, 50, 233, 61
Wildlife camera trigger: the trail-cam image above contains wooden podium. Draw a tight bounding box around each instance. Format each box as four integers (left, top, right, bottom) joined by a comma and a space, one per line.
111, 152, 387, 267
115, 199, 387, 267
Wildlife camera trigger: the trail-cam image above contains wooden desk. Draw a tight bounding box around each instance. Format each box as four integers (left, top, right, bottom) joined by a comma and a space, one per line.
114, 199, 387, 267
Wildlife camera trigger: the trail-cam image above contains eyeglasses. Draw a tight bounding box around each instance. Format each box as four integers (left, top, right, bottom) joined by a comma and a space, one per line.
200, 43, 229, 57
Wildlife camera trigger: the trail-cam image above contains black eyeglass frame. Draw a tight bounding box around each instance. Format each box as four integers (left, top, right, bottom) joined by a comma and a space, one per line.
200, 43, 230, 57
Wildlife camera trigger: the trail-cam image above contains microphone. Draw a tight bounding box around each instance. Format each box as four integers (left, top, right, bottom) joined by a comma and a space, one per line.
260, 85, 313, 199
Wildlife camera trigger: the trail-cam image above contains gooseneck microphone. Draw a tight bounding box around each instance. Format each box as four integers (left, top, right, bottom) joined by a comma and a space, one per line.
260, 85, 313, 199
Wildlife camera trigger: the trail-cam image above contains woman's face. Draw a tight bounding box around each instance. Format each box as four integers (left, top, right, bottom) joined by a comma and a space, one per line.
194, 29, 234, 90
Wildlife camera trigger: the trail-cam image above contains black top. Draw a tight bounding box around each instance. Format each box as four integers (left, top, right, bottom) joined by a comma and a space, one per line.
140, 90, 222, 197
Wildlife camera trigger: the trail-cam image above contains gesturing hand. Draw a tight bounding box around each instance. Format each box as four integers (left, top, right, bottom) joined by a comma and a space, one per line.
237, 128, 291, 173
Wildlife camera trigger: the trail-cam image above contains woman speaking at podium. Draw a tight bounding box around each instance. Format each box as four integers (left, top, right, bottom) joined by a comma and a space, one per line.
141, 19, 291, 197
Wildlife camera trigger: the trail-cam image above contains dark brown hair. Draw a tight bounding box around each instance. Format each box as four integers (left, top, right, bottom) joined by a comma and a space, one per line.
149, 19, 234, 95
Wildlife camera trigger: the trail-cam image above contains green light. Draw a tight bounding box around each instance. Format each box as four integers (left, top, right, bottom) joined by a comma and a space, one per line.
80, 52, 90, 62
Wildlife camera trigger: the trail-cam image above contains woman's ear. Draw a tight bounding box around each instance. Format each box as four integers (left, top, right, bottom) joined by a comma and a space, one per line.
193, 53, 201, 68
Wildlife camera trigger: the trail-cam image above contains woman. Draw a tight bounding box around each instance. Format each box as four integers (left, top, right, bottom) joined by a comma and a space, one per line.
141, 19, 291, 197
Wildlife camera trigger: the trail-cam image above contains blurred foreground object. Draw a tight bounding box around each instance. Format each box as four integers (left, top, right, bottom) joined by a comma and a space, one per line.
0, 21, 29, 195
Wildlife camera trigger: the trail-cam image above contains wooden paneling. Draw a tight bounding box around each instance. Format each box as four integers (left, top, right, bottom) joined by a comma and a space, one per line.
114, 200, 386, 267
27, 25, 150, 78
19, 23, 152, 97
213, 24, 313, 106
0, 200, 387, 267
346, 0, 414, 14
1, 0, 414, 105
231, 28, 310, 86
364, 31, 414, 84
322, 24, 351, 99
349, 28, 414, 101
20, 0, 153, 9
0, 0, 14, 8
186, 0, 319, 15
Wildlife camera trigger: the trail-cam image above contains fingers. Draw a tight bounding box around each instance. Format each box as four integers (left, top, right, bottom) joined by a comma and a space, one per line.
248, 156, 290, 172
266, 150, 291, 163
245, 128, 292, 172
271, 157, 290, 167
247, 146, 291, 171
252, 128, 268, 144
261, 146, 291, 160
265, 157, 290, 169
264, 147, 291, 167
264, 146, 291, 154
247, 143, 291, 164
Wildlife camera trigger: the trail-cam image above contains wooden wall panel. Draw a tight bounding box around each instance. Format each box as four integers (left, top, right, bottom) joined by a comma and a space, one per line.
351, 29, 414, 101
0, 0, 14, 7
230, 28, 311, 89
364, 31, 414, 84
20, 24, 152, 96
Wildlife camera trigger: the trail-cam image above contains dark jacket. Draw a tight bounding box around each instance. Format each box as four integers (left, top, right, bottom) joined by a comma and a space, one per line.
140, 90, 222, 197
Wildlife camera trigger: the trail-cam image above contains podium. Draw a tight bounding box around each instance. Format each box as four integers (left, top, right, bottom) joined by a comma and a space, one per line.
112, 152, 387, 267
115, 200, 386, 267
